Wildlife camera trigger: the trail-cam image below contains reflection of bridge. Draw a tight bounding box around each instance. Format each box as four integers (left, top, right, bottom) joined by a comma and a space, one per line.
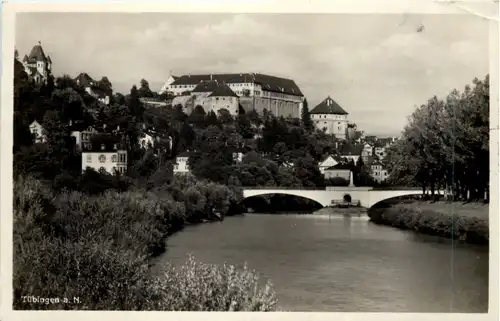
242, 187, 437, 208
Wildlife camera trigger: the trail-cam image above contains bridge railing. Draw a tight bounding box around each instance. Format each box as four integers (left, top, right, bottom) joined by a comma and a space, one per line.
241, 186, 326, 190
242, 186, 421, 191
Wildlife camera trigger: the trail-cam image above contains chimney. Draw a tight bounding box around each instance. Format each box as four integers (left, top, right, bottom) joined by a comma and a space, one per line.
113, 144, 118, 150
210, 74, 213, 80
101, 144, 106, 151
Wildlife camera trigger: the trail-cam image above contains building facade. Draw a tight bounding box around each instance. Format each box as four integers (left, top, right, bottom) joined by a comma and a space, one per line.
370, 160, 389, 183
172, 81, 240, 116
21, 42, 52, 84
29, 120, 46, 143
74, 73, 110, 105
173, 152, 191, 174
310, 96, 349, 139
82, 144, 128, 175
159, 74, 179, 94
318, 155, 340, 174
164, 73, 304, 118
324, 164, 352, 181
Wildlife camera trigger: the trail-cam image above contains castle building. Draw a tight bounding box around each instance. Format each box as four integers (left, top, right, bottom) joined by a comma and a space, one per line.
163, 73, 304, 118
172, 80, 240, 115
21, 41, 52, 84
309, 96, 349, 139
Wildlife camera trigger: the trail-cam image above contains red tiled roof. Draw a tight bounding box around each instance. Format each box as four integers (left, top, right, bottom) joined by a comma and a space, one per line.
310, 96, 348, 115
171, 73, 303, 96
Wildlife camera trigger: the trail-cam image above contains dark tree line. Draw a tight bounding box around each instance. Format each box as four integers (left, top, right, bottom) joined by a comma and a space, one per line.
384, 75, 490, 201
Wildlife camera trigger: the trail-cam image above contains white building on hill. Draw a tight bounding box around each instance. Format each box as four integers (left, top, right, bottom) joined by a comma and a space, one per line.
82, 144, 128, 175
172, 80, 240, 116
21, 41, 52, 84
163, 73, 304, 118
309, 96, 349, 140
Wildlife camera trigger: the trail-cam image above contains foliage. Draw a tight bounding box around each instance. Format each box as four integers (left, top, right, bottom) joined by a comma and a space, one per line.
13, 175, 259, 310
301, 98, 313, 131
368, 201, 489, 245
148, 255, 278, 311
385, 75, 489, 201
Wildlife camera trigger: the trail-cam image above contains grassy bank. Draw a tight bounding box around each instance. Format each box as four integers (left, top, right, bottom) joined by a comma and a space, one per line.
367, 201, 489, 245
13, 175, 277, 311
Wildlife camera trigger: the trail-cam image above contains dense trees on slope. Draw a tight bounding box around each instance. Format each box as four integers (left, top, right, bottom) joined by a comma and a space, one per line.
384, 75, 490, 201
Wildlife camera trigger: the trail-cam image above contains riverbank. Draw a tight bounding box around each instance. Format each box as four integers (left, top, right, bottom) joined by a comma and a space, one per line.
13, 175, 277, 311
367, 201, 489, 245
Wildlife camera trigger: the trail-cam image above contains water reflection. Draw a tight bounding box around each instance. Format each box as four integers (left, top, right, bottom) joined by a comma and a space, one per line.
157, 213, 488, 312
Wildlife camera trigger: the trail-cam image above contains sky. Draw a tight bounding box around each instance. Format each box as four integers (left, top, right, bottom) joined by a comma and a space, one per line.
15, 13, 489, 136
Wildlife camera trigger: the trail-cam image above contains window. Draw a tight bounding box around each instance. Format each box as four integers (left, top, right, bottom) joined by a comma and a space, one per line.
86, 155, 92, 163
32, 128, 38, 135
174, 164, 179, 170
112, 154, 117, 162
99, 155, 106, 163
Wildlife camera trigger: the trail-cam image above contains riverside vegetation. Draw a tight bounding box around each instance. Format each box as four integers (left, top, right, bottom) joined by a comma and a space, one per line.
13, 174, 278, 310
368, 201, 489, 245
13, 55, 281, 310
374, 75, 490, 243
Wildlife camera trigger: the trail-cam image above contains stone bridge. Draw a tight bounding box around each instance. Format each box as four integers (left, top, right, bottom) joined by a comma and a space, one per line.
242, 187, 434, 208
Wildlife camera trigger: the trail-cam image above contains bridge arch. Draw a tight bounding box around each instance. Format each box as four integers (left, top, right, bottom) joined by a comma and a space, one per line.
367, 190, 425, 208
242, 189, 331, 207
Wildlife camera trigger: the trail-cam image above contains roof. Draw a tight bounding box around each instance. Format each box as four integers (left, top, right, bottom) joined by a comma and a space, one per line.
310, 96, 348, 115
339, 144, 363, 156
22, 55, 29, 62
208, 82, 238, 98
325, 163, 352, 171
171, 73, 303, 96
27, 43, 48, 63
75, 73, 95, 87
177, 151, 194, 157
30, 120, 44, 127
192, 80, 220, 93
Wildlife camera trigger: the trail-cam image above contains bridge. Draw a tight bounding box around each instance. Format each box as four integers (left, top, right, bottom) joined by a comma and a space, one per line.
242, 187, 437, 208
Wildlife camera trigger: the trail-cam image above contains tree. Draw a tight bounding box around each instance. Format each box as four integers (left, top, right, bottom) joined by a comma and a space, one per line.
188, 105, 207, 128
127, 85, 144, 120
293, 155, 324, 187
205, 111, 220, 128
236, 113, 254, 139
98, 76, 113, 97
301, 98, 313, 131
386, 74, 489, 201
138, 78, 154, 98
217, 108, 233, 125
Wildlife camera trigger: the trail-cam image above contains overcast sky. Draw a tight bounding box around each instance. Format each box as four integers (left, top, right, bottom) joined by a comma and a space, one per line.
16, 13, 489, 136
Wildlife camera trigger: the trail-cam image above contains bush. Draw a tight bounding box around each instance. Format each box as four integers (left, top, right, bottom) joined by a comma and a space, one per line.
367, 202, 489, 245
148, 255, 278, 311
13, 175, 264, 310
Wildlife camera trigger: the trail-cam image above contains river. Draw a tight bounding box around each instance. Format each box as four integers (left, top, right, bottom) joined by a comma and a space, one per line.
154, 213, 489, 312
